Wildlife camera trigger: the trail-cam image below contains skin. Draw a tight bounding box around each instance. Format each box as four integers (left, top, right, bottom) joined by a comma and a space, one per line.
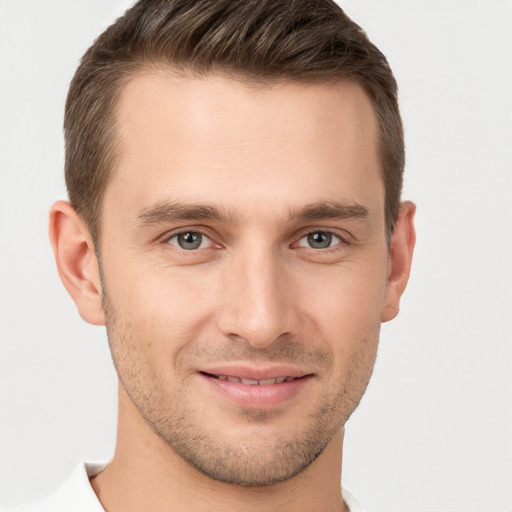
49, 71, 416, 512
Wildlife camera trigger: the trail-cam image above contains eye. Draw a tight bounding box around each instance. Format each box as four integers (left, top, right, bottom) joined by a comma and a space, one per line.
296, 231, 342, 249
167, 231, 213, 251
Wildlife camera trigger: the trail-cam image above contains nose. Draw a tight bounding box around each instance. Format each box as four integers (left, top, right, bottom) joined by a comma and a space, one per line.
217, 247, 300, 349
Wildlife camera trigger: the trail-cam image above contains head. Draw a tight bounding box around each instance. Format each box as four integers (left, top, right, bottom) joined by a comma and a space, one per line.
51, 0, 415, 488
64, 0, 404, 245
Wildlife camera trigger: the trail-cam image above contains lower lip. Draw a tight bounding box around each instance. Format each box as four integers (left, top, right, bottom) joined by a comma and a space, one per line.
199, 373, 312, 408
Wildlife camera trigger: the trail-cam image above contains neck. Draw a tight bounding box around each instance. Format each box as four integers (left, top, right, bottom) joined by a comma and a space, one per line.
91, 385, 348, 512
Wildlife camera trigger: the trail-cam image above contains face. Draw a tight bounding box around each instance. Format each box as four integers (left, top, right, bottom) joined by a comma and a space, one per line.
99, 72, 389, 485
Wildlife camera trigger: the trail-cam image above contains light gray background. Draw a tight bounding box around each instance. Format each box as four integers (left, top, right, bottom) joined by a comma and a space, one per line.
1, 1, 511, 511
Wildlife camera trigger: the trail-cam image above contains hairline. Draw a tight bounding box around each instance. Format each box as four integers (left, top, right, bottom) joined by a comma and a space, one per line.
88, 62, 391, 249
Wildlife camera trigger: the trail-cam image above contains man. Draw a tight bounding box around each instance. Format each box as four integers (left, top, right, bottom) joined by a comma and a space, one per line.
13, 0, 415, 510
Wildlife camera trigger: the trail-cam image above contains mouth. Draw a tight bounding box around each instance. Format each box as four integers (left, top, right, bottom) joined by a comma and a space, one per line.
197, 367, 313, 408
199, 372, 302, 386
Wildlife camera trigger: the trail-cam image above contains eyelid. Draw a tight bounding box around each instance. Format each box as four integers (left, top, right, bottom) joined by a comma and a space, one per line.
156, 225, 352, 252
290, 228, 353, 255
292, 227, 352, 243
159, 227, 222, 249
295, 232, 341, 247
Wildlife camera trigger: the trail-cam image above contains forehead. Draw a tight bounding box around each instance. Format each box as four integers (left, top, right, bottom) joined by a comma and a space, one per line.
105, 70, 382, 224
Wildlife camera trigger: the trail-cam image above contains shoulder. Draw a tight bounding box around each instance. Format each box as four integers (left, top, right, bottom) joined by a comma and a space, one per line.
342, 487, 367, 512
4, 462, 107, 512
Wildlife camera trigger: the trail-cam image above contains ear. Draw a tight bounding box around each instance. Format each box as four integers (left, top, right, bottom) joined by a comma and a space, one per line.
381, 201, 416, 323
49, 200, 105, 326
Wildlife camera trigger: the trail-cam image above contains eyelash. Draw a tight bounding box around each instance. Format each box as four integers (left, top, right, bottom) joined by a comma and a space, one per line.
162, 229, 220, 252
160, 228, 350, 254
292, 230, 348, 253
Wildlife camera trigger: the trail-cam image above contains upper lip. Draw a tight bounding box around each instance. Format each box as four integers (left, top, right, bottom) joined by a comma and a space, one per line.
198, 365, 311, 380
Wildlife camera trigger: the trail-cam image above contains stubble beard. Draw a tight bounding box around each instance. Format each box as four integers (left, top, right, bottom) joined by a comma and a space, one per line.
101, 288, 378, 487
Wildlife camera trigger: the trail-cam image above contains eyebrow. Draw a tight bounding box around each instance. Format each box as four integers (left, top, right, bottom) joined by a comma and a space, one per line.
288, 201, 369, 222
134, 201, 236, 225
134, 199, 369, 226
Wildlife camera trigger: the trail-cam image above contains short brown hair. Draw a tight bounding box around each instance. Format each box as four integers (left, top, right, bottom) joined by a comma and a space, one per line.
65, 0, 404, 243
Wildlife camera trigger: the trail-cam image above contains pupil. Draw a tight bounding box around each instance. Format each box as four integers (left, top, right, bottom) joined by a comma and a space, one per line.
178, 232, 202, 250
308, 232, 331, 249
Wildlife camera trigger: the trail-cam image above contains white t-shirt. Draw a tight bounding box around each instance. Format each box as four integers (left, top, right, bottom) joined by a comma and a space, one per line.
8, 462, 366, 512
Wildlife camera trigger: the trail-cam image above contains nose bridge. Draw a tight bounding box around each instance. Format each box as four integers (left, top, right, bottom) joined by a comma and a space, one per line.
218, 241, 297, 348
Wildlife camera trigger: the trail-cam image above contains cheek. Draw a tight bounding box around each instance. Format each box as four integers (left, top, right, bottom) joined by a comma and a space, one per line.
299, 257, 388, 328
296, 257, 386, 367
103, 260, 218, 360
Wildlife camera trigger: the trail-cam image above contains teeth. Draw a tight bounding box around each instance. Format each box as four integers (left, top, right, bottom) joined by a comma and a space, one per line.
241, 378, 259, 385
259, 378, 277, 385
214, 374, 296, 385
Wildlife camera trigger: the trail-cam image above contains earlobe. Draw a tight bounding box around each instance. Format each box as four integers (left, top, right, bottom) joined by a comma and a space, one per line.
381, 201, 416, 323
49, 201, 105, 326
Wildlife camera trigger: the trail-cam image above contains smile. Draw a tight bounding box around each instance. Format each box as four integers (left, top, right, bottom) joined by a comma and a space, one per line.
201, 372, 299, 385
198, 368, 313, 408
